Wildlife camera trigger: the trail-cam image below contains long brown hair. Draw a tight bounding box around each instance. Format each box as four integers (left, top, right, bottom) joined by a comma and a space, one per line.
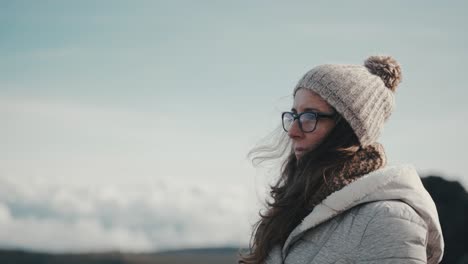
238, 112, 363, 264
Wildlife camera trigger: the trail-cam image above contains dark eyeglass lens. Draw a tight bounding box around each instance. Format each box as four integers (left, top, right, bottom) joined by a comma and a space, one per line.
300, 113, 317, 132
282, 113, 294, 131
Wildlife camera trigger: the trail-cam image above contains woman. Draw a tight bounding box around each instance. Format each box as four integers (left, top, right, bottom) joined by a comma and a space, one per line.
239, 56, 444, 264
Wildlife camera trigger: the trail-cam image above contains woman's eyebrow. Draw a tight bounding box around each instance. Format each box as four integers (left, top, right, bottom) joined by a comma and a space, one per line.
304, 107, 320, 112
291, 107, 321, 112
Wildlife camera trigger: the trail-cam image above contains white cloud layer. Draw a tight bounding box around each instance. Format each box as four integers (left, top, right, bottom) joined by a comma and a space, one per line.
0, 96, 269, 253
0, 173, 260, 253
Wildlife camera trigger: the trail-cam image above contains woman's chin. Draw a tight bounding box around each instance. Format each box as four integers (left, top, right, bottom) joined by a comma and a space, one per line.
295, 151, 304, 159
295, 147, 316, 159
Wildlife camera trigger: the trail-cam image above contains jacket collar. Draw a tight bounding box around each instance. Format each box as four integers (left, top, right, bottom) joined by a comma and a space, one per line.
281, 164, 443, 261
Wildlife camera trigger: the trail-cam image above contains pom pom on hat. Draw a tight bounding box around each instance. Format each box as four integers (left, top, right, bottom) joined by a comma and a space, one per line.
364, 55, 402, 92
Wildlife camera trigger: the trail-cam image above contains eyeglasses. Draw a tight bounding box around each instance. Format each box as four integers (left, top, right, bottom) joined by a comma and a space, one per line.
282, 111, 336, 133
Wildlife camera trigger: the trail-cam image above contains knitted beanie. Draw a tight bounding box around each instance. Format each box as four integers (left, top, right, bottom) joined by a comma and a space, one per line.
293, 56, 402, 147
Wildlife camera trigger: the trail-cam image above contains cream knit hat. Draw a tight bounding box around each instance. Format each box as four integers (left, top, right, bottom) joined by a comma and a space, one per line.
293, 56, 402, 147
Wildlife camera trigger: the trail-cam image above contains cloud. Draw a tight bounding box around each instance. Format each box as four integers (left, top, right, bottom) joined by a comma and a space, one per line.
0, 204, 153, 252
0, 173, 257, 253
0, 96, 263, 253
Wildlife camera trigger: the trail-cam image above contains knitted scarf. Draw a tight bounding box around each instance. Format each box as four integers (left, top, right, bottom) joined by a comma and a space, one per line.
308, 142, 387, 207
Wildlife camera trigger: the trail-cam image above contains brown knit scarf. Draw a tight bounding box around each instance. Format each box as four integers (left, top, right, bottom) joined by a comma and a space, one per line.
309, 142, 387, 207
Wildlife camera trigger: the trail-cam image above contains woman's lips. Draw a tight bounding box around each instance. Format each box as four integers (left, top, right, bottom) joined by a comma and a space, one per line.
294, 147, 307, 155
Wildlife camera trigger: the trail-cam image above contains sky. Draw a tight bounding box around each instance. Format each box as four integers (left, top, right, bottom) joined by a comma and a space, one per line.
1, 0, 468, 253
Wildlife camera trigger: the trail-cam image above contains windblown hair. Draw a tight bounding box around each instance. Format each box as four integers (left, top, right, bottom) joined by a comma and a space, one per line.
238, 110, 363, 264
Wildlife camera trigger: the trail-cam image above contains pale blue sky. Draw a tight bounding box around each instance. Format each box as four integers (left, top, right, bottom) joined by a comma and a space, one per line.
1, 0, 467, 252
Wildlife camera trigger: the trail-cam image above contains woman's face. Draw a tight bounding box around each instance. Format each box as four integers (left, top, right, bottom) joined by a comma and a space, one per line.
288, 88, 337, 159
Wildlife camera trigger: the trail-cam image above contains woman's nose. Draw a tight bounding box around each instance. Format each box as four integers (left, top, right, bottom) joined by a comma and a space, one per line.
287, 120, 303, 138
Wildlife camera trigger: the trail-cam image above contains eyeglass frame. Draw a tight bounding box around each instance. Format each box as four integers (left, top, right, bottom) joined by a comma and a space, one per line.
281, 111, 337, 133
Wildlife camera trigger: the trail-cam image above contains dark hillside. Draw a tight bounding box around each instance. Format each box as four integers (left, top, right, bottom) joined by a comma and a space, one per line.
422, 176, 468, 264
0, 247, 241, 264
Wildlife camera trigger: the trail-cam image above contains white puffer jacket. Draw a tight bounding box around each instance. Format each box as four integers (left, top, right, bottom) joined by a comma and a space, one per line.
266, 164, 444, 264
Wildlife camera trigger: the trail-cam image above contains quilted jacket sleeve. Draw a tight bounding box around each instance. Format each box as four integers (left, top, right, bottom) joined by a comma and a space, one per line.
352, 201, 429, 264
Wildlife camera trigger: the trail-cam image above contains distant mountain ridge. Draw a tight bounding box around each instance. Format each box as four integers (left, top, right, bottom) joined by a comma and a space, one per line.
156, 246, 244, 255
0, 247, 243, 264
